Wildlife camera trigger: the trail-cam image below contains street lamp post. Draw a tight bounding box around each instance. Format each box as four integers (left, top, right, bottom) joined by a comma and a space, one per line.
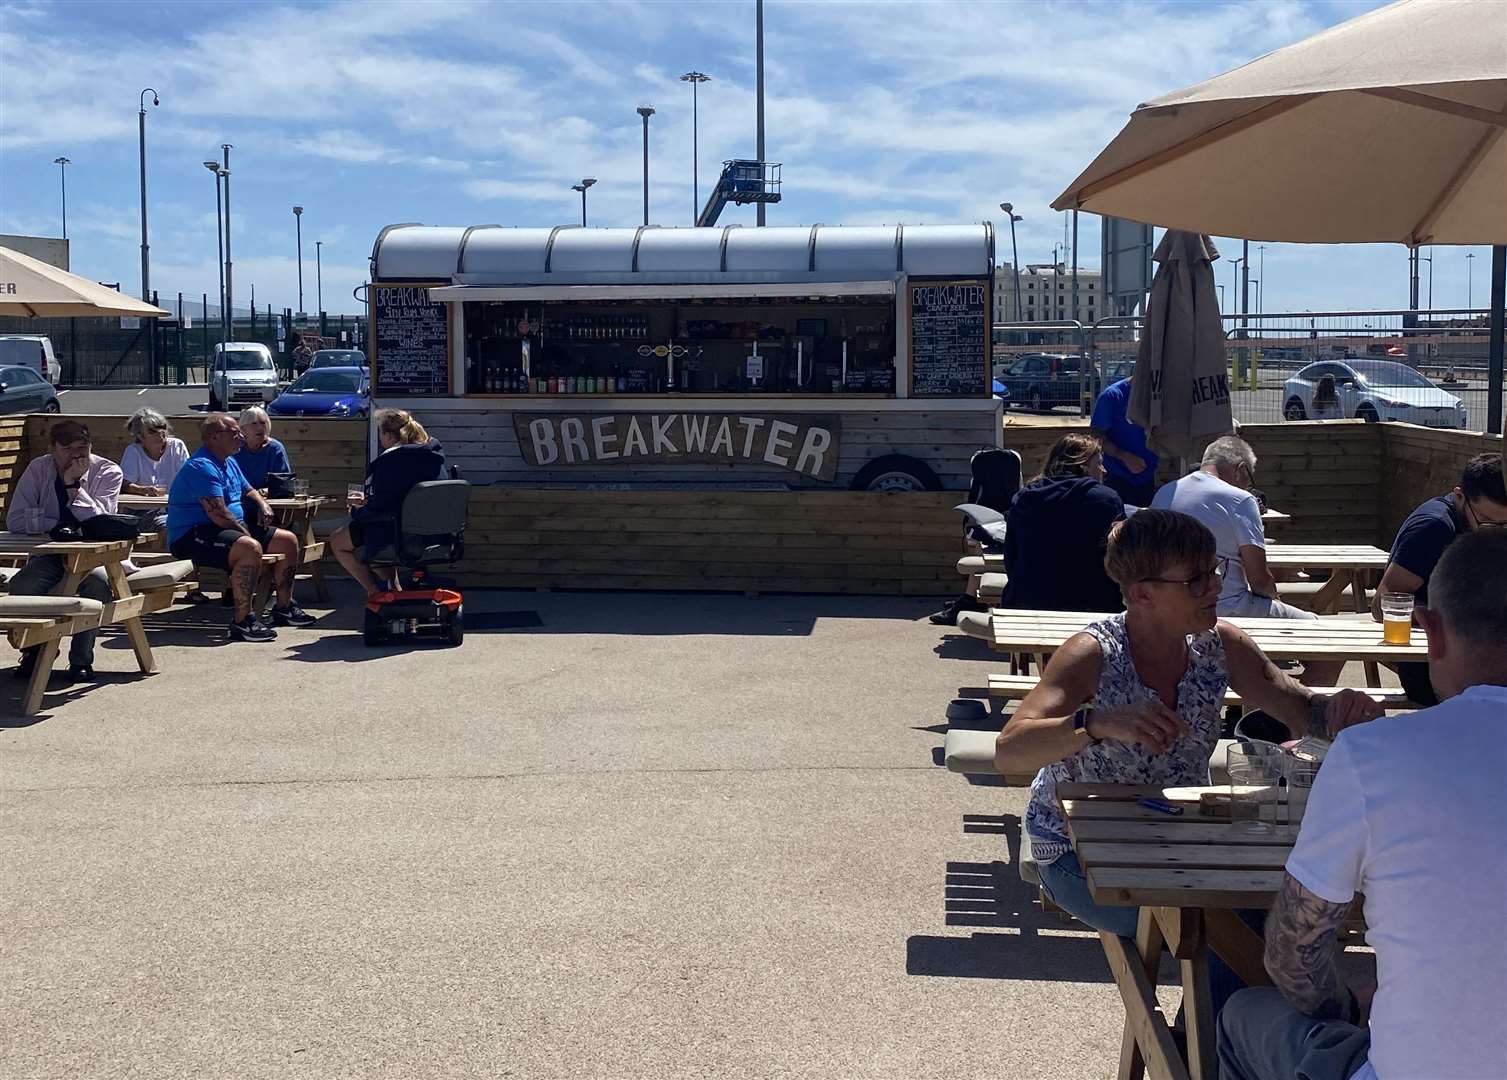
204, 161, 227, 343
571, 178, 596, 226
1467, 251, 1476, 310
999, 202, 1022, 320
636, 106, 655, 226
221, 143, 233, 330
52, 157, 70, 238
1217, 283, 1226, 313
293, 206, 305, 317
315, 240, 323, 316
755, 0, 765, 226
137, 89, 158, 299
681, 71, 710, 224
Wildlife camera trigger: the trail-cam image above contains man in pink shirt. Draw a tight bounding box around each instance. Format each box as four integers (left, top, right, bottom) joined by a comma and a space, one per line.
5, 420, 123, 682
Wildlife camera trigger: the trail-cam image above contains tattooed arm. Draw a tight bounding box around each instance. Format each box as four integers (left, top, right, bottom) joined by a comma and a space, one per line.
199, 496, 249, 535
1264, 872, 1362, 1023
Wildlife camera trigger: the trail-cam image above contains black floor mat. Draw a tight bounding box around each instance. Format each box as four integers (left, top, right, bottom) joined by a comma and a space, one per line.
463, 610, 544, 631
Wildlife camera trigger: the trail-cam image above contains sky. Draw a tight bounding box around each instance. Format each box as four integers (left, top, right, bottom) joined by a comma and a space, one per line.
0, 0, 1497, 319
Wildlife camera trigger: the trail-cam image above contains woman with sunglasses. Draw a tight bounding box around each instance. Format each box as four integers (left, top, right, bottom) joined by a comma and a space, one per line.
995, 510, 1381, 967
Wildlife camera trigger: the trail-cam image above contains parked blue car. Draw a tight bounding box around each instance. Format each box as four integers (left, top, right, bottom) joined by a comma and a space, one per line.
267, 366, 369, 418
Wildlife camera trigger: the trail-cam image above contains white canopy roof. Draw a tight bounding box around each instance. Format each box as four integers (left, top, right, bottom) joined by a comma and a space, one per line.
371, 224, 994, 286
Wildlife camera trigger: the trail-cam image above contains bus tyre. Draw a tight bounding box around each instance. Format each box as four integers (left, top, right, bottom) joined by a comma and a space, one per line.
851, 455, 942, 493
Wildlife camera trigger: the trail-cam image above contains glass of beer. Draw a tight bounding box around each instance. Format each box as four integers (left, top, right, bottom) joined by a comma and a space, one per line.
1381, 592, 1414, 645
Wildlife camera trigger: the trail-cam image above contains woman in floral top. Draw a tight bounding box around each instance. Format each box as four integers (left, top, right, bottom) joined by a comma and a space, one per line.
996, 509, 1381, 938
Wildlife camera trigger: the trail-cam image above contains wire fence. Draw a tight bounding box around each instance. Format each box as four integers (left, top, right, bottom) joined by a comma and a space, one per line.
992, 308, 1504, 434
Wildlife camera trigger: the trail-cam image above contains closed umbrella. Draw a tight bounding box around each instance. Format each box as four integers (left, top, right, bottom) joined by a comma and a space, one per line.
0, 246, 168, 318
1130, 231, 1231, 461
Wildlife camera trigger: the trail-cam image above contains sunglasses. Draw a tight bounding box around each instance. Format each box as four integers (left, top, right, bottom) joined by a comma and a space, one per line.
1465, 499, 1507, 530
1142, 557, 1229, 598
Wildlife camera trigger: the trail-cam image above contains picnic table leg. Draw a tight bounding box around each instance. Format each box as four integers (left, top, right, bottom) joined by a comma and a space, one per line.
1350, 570, 1370, 614
1103, 907, 1187, 1080
104, 562, 156, 674
308, 559, 331, 603
1161, 908, 1217, 1080
21, 636, 61, 716
1308, 573, 1349, 615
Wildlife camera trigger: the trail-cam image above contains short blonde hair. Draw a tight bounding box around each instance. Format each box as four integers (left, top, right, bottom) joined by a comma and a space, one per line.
377, 409, 429, 445
238, 405, 270, 430
1104, 509, 1215, 592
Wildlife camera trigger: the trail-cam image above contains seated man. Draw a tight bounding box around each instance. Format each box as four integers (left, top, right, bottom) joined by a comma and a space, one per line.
1152, 435, 1341, 686
1372, 452, 1506, 706
3, 420, 122, 681
1218, 529, 1507, 1080
166, 414, 313, 642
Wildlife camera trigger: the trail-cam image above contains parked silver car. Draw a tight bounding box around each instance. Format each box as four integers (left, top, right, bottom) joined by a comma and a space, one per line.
209, 342, 280, 411
1283, 359, 1466, 428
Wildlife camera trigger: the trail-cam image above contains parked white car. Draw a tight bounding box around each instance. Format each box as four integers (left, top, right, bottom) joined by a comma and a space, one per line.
0, 335, 61, 384
209, 342, 280, 411
1283, 359, 1466, 428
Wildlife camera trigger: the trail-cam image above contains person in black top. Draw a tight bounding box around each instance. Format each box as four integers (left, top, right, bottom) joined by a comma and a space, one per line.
329, 409, 446, 596
1374, 453, 1506, 705
1000, 432, 1126, 613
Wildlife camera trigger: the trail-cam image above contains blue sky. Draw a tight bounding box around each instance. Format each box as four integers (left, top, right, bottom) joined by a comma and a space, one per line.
0, 0, 1496, 318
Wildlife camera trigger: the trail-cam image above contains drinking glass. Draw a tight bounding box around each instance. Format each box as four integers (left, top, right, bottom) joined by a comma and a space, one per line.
1228, 746, 1282, 834
21, 507, 45, 535
1381, 592, 1414, 645
292, 478, 310, 500
347, 483, 365, 508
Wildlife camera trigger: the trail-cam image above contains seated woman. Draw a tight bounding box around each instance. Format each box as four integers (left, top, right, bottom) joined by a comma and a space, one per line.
995, 510, 1381, 1007
329, 409, 445, 596
1000, 432, 1124, 613
233, 406, 291, 490
1310, 374, 1343, 420
119, 408, 190, 531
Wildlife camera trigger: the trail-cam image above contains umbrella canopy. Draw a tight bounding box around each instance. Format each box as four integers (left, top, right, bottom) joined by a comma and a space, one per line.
1129, 231, 1232, 460
0, 245, 169, 318
1051, 0, 1506, 245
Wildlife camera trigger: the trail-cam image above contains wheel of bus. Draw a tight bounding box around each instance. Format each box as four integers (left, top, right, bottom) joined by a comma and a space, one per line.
850, 454, 942, 493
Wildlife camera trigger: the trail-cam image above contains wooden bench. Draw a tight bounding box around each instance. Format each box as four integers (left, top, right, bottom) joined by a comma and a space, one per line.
0, 593, 146, 714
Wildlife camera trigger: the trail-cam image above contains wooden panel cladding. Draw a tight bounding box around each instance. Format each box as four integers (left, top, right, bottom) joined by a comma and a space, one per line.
454, 487, 963, 595
1378, 424, 1503, 545
0, 417, 25, 516
418, 406, 1000, 489
10, 415, 368, 512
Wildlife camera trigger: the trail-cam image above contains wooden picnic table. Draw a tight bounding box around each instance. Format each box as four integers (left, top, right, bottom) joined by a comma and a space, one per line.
1061, 780, 1318, 1080
1263, 542, 1390, 614
118, 493, 331, 602
989, 608, 1428, 685
0, 533, 155, 714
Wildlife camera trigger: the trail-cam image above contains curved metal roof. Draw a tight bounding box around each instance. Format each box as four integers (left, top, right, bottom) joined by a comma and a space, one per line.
371, 223, 993, 285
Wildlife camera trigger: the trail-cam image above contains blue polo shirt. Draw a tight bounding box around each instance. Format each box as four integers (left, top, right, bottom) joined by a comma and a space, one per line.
1091, 378, 1159, 482
167, 447, 250, 543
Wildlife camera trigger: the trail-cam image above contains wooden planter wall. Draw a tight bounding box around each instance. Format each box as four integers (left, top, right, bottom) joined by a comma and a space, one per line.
0, 413, 1499, 594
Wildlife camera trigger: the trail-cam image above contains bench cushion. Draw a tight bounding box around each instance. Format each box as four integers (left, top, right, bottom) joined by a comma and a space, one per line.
956, 611, 993, 641
956, 555, 987, 575
977, 572, 1008, 596
0, 595, 105, 618
944, 727, 1239, 784
127, 560, 195, 591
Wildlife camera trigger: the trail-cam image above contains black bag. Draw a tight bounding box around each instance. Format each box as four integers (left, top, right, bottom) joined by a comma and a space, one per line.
266, 472, 298, 499
81, 513, 143, 542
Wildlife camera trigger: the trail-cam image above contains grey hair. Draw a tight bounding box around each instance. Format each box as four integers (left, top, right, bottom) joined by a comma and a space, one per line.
1429, 530, 1507, 647
126, 407, 171, 440
1201, 435, 1257, 474
238, 405, 271, 430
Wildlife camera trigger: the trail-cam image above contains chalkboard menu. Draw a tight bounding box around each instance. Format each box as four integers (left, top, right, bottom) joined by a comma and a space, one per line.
909, 278, 988, 397
372, 283, 451, 397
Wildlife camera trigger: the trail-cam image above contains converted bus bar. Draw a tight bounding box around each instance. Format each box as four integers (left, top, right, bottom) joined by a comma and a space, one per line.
365, 223, 1003, 592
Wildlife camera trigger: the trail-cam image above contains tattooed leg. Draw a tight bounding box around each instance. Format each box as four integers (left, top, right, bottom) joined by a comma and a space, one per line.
231, 560, 258, 621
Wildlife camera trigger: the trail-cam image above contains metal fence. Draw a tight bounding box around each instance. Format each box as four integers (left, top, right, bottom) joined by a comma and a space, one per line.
992, 308, 1504, 434
0, 299, 367, 387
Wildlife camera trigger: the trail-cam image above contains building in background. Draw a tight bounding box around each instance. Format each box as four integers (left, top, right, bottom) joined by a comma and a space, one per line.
0, 234, 69, 270
992, 262, 1103, 324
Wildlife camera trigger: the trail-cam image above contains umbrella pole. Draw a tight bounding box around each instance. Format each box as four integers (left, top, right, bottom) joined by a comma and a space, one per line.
1487, 245, 1504, 437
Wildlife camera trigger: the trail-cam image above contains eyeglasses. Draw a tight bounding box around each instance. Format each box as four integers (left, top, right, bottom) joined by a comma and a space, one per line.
1142, 557, 1228, 598
1465, 500, 1507, 530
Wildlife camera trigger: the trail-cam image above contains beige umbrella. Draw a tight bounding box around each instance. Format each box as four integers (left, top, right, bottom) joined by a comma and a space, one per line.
0, 245, 169, 318
1051, 0, 1506, 245
1129, 231, 1232, 460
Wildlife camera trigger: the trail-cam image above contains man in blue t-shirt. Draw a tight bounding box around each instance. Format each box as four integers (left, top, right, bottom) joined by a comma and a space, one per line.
1090, 377, 1160, 507
167, 414, 314, 642
1373, 453, 1506, 705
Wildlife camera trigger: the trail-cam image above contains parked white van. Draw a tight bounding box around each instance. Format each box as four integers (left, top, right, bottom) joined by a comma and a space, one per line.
209, 342, 280, 411
0, 335, 61, 384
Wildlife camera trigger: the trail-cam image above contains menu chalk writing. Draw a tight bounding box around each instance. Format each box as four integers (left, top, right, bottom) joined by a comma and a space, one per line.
373, 283, 450, 396
909, 279, 988, 397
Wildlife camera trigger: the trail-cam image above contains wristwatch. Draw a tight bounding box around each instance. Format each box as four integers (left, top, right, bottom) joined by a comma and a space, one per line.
1073, 707, 1099, 744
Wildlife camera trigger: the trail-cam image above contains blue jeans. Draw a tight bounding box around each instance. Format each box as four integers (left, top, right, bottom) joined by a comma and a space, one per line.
1038, 851, 1264, 1017
1217, 987, 1371, 1080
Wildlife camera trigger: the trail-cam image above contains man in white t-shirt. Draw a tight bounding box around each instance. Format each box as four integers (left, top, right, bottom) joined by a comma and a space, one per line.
1152, 436, 1341, 684
1217, 529, 1507, 1080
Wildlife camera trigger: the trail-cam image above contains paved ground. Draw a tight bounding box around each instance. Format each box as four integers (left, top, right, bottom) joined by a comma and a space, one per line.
2, 585, 1168, 1080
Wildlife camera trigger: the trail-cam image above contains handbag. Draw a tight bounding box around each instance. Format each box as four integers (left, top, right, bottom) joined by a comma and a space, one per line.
266, 472, 298, 499
81, 513, 143, 542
